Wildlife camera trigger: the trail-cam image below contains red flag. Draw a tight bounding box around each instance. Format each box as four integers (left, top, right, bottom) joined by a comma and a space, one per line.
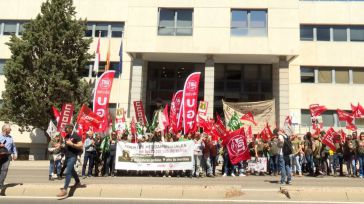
52, 106, 61, 123
182, 72, 201, 134
76, 104, 103, 128
337, 109, 354, 124
309, 104, 327, 117
322, 127, 337, 151
133, 101, 147, 126
284, 115, 292, 126
346, 122, 357, 131
57, 103, 74, 137
170, 90, 183, 134
105, 37, 111, 71
351, 103, 364, 118
222, 128, 250, 164
93, 70, 115, 131
131, 117, 136, 135
163, 104, 170, 129
240, 112, 257, 126
246, 126, 253, 142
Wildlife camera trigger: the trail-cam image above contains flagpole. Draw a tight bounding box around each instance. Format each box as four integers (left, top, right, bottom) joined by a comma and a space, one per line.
117, 31, 124, 110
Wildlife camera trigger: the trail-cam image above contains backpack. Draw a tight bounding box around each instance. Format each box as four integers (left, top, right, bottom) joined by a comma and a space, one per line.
282, 136, 293, 156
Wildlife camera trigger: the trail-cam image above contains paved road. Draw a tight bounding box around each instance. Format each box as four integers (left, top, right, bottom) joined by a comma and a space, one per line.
6, 166, 364, 188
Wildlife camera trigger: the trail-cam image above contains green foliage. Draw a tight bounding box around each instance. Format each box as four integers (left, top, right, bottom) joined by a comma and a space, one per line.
0, 0, 93, 132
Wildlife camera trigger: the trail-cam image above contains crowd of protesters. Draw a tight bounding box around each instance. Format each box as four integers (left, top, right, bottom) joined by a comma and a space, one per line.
48, 125, 364, 185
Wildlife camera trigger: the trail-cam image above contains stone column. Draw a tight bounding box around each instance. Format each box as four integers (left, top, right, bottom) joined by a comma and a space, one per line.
128, 57, 144, 119
204, 57, 214, 117
273, 58, 289, 127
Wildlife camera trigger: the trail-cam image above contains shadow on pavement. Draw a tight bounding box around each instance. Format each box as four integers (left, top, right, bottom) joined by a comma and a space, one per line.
0, 182, 23, 196
57, 183, 87, 200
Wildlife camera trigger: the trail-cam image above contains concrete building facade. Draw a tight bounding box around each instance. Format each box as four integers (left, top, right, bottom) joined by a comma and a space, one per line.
0, 0, 363, 159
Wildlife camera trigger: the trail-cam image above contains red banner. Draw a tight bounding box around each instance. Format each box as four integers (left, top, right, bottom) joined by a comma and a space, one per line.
76, 104, 103, 128
322, 127, 337, 151
346, 122, 357, 131
197, 101, 208, 125
133, 101, 147, 126
170, 90, 183, 134
337, 109, 354, 124
338, 129, 346, 143
57, 103, 74, 136
309, 104, 327, 117
93, 70, 115, 131
131, 117, 136, 135
182, 72, 201, 134
240, 112, 257, 126
222, 128, 251, 165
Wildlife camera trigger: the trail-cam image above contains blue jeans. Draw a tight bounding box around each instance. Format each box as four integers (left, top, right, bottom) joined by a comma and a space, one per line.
64, 156, 80, 190
82, 151, 95, 176
305, 154, 314, 175
292, 154, 302, 174
345, 155, 357, 176
358, 155, 364, 176
279, 155, 291, 184
193, 155, 202, 176
202, 156, 212, 175
49, 159, 61, 176
269, 155, 279, 174
333, 153, 343, 175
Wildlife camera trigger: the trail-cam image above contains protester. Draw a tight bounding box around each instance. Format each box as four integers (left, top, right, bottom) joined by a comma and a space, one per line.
312, 133, 323, 177
291, 134, 303, 177
0, 124, 17, 190
357, 132, 364, 178
278, 129, 292, 185
57, 124, 84, 197
201, 134, 214, 177
94, 133, 102, 177
333, 134, 344, 177
104, 132, 117, 177
48, 132, 63, 181
268, 131, 279, 176
82, 130, 96, 178
304, 132, 314, 176
192, 133, 203, 178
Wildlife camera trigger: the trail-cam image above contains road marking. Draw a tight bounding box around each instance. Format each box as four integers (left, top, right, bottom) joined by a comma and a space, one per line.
1, 196, 363, 204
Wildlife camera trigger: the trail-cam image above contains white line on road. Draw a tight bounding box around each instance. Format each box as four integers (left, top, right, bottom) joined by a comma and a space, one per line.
1, 196, 363, 204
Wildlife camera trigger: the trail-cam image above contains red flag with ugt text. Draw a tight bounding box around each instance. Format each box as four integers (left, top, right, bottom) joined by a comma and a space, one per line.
240, 112, 257, 126
133, 101, 147, 126
322, 127, 337, 151
310, 104, 327, 117
171, 90, 183, 134
93, 70, 115, 132
76, 104, 103, 128
337, 109, 354, 124
182, 72, 201, 134
57, 103, 74, 137
222, 128, 250, 164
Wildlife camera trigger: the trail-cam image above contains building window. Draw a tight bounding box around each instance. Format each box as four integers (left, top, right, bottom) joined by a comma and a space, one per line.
18, 21, 27, 35
300, 67, 315, 83
318, 69, 332, 83
301, 109, 335, 127
300, 25, 314, 41
353, 69, 364, 84
85, 22, 124, 38
231, 10, 267, 36
158, 8, 193, 36
3, 21, 17, 35
335, 68, 349, 84
0, 59, 5, 75
333, 26, 347, 42
316, 26, 330, 41
350, 26, 364, 42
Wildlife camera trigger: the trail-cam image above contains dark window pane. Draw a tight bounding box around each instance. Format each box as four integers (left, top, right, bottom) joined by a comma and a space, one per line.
300, 25, 314, 41
333, 26, 347, 41
176, 10, 192, 28
159, 9, 175, 36
226, 82, 240, 91
244, 82, 258, 92
261, 82, 272, 92
111, 23, 123, 38
95, 23, 108, 37
226, 71, 241, 80
0, 59, 5, 75
301, 67, 315, 83
85, 23, 93, 37
231, 10, 248, 28
18, 22, 27, 35
353, 69, 364, 84
350, 26, 364, 42
317, 26, 330, 41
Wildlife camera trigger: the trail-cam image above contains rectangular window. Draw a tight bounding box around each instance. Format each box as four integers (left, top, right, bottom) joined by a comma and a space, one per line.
301, 110, 334, 127
0, 59, 5, 75
350, 26, 364, 42
335, 68, 349, 83
333, 26, 347, 41
231, 10, 267, 36
316, 26, 330, 41
301, 110, 311, 126
95, 23, 109, 37
300, 25, 314, 41
3, 21, 17, 35
300, 67, 315, 83
318, 69, 332, 83
18, 22, 27, 36
85, 23, 93, 37
110, 23, 123, 38
158, 9, 193, 36
353, 69, 364, 84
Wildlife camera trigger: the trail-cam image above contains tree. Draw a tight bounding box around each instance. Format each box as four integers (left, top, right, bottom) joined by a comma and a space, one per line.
0, 0, 93, 135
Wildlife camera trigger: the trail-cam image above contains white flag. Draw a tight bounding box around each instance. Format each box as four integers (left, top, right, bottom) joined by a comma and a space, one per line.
46, 120, 57, 138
